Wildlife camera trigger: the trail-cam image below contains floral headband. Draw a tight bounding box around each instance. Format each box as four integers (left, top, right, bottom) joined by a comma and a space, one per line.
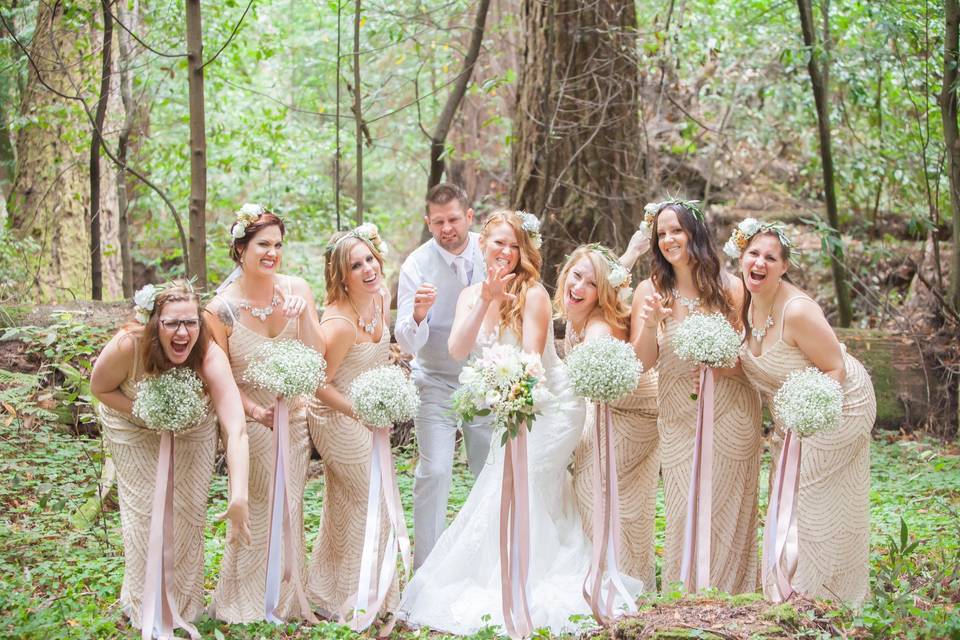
638, 198, 706, 236
723, 218, 793, 260
133, 280, 200, 324
230, 203, 266, 244
325, 222, 390, 257
585, 243, 633, 304
515, 210, 543, 249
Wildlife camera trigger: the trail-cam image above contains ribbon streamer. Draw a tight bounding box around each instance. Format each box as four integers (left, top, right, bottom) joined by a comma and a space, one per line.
680, 366, 716, 592
264, 398, 317, 624
583, 403, 638, 624
342, 427, 410, 632
500, 425, 533, 639
762, 430, 801, 602
141, 432, 199, 640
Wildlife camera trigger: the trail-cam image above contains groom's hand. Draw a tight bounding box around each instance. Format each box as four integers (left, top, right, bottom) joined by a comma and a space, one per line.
413, 282, 438, 324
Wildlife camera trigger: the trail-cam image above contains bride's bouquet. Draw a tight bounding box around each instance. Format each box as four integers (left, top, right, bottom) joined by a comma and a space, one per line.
773, 367, 843, 437
133, 367, 208, 432
451, 343, 545, 444
349, 365, 420, 429
565, 335, 643, 403
671, 312, 741, 370
243, 339, 326, 398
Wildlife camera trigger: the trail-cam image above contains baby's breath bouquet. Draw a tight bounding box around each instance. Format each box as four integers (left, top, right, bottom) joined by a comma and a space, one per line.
451, 343, 544, 444
349, 365, 420, 429
243, 339, 326, 398
566, 335, 643, 403
773, 368, 843, 437
672, 313, 741, 369
133, 367, 208, 432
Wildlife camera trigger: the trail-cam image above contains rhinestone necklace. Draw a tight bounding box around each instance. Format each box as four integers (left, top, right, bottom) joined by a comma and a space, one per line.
566, 321, 586, 347
237, 288, 281, 322
750, 280, 782, 341
349, 295, 381, 335
671, 288, 701, 314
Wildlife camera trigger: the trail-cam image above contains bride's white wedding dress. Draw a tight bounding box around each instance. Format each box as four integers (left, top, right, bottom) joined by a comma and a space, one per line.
399, 323, 641, 635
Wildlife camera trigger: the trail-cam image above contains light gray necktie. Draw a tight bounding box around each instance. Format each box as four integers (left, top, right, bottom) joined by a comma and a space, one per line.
453, 255, 470, 286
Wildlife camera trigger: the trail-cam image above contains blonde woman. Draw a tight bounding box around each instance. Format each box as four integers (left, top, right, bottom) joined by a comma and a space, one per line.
556, 243, 660, 592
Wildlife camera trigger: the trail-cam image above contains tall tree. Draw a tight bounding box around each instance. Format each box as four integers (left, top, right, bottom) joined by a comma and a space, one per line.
510, 0, 644, 287
89, 0, 114, 300
185, 0, 207, 287
8, 2, 93, 300
942, 0, 960, 313
796, 0, 853, 326
352, 0, 363, 224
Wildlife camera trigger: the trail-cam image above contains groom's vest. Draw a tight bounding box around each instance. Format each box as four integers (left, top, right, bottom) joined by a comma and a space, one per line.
411, 240, 481, 389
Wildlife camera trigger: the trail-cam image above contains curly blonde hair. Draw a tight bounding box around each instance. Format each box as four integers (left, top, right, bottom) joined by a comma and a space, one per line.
553, 245, 630, 331
480, 210, 543, 338
323, 231, 385, 305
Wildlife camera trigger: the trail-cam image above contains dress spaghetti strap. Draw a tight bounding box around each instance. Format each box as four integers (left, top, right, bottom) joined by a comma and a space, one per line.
320, 315, 359, 342
779, 295, 809, 341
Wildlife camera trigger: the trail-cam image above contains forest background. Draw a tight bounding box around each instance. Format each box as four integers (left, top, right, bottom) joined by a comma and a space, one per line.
0, 0, 959, 638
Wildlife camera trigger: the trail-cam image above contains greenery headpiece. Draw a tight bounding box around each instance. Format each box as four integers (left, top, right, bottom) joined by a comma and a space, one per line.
723, 218, 793, 260
515, 210, 543, 249
639, 198, 706, 236
132, 280, 199, 325
325, 222, 389, 257
584, 243, 632, 292
230, 203, 266, 244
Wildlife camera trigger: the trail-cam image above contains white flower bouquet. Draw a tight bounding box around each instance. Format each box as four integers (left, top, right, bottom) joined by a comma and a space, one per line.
671, 312, 741, 369
133, 367, 208, 432
773, 367, 843, 437
349, 365, 420, 429
565, 335, 643, 404
451, 343, 545, 443
243, 339, 327, 398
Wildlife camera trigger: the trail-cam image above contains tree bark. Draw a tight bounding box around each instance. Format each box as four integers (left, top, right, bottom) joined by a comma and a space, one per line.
942, 0, 960, 313
115, 0, 136, 297
89, 0, 114, 300
8, 1, 93, 300
353, 0, 363, 224
796, 0, 853, 326
510, 0, 644, 289
185, 0, 206, 287
427, 0, 492, 189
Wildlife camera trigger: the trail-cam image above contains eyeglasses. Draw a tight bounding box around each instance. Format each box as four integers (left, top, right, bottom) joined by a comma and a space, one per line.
159, 318, 201, 331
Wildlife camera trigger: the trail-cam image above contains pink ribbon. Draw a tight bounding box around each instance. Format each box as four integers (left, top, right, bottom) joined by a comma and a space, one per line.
264, 398, 317, 624
762, 430, 801, 602
141, 431, 199, 640
342, 427, 411, 632
583, 403, 638, 624
500, 424, 533, 640
680, 366, 715, 592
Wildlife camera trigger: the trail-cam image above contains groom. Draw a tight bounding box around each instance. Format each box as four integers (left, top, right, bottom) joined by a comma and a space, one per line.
395, 182, 492, 569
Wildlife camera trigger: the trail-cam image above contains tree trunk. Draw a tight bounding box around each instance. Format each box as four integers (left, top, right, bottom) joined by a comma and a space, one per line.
796, 0, 853, 327
89, 0, 114, 300
115, 0, 137, 297
185, 0, 206, 288
353, 0, 363, 225
8, 2, 93, 301
943, 0, 960, 313
510, 0, 644, 289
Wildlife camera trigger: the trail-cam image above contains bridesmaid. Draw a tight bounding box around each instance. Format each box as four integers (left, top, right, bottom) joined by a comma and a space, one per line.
556, 242, 660, 591
630, 199, 762, 594
306, 224, 398, 622
90, 280, 250, 631
729, 220, 875, 604
205, 205, 322, 622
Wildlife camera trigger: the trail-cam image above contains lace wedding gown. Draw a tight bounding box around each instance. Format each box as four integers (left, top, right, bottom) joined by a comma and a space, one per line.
399, 324, 641, 634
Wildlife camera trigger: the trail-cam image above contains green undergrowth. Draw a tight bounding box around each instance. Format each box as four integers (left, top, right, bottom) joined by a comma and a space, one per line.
1, 317, 958, 638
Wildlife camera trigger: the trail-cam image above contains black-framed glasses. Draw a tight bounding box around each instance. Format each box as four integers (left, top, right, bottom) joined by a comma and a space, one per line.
159, 318, 201, 331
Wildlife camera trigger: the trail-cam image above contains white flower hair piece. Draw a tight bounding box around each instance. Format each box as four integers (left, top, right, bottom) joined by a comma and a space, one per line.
585, 243, 631, 292
353, 222, 389, 257
230, 202, 266, 244
133, 283, 159, 324
515, 210, 543, 249
639, 198, 706, 237
723, 217, 792, 260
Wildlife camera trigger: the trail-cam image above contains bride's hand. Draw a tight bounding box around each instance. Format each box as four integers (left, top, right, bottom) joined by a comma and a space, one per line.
480, 265, 517, 304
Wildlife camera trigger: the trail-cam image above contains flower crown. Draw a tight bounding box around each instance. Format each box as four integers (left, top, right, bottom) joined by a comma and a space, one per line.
586, 243, 633, 304
230, 203, 266, 244
325, 222, 390, 257
723, 218, 792, 259
133, 280, 199, 324
515, 210, 543, 249
638, 198, 706, 236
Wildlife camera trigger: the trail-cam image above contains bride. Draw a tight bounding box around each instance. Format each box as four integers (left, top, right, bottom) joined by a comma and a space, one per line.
399, 210, 638, 635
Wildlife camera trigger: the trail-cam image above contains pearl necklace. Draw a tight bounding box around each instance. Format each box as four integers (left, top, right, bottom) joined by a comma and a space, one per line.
671, 288, 701, 314
349, 295, 381, 335
237, 289, 281, 322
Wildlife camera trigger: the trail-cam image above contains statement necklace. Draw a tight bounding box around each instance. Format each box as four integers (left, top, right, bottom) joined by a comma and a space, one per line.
237, 288, 281, 322
671, 288, 701, 314
566, 321, 586, 347
349, 296, 381, 335
750, 280, 782, 341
